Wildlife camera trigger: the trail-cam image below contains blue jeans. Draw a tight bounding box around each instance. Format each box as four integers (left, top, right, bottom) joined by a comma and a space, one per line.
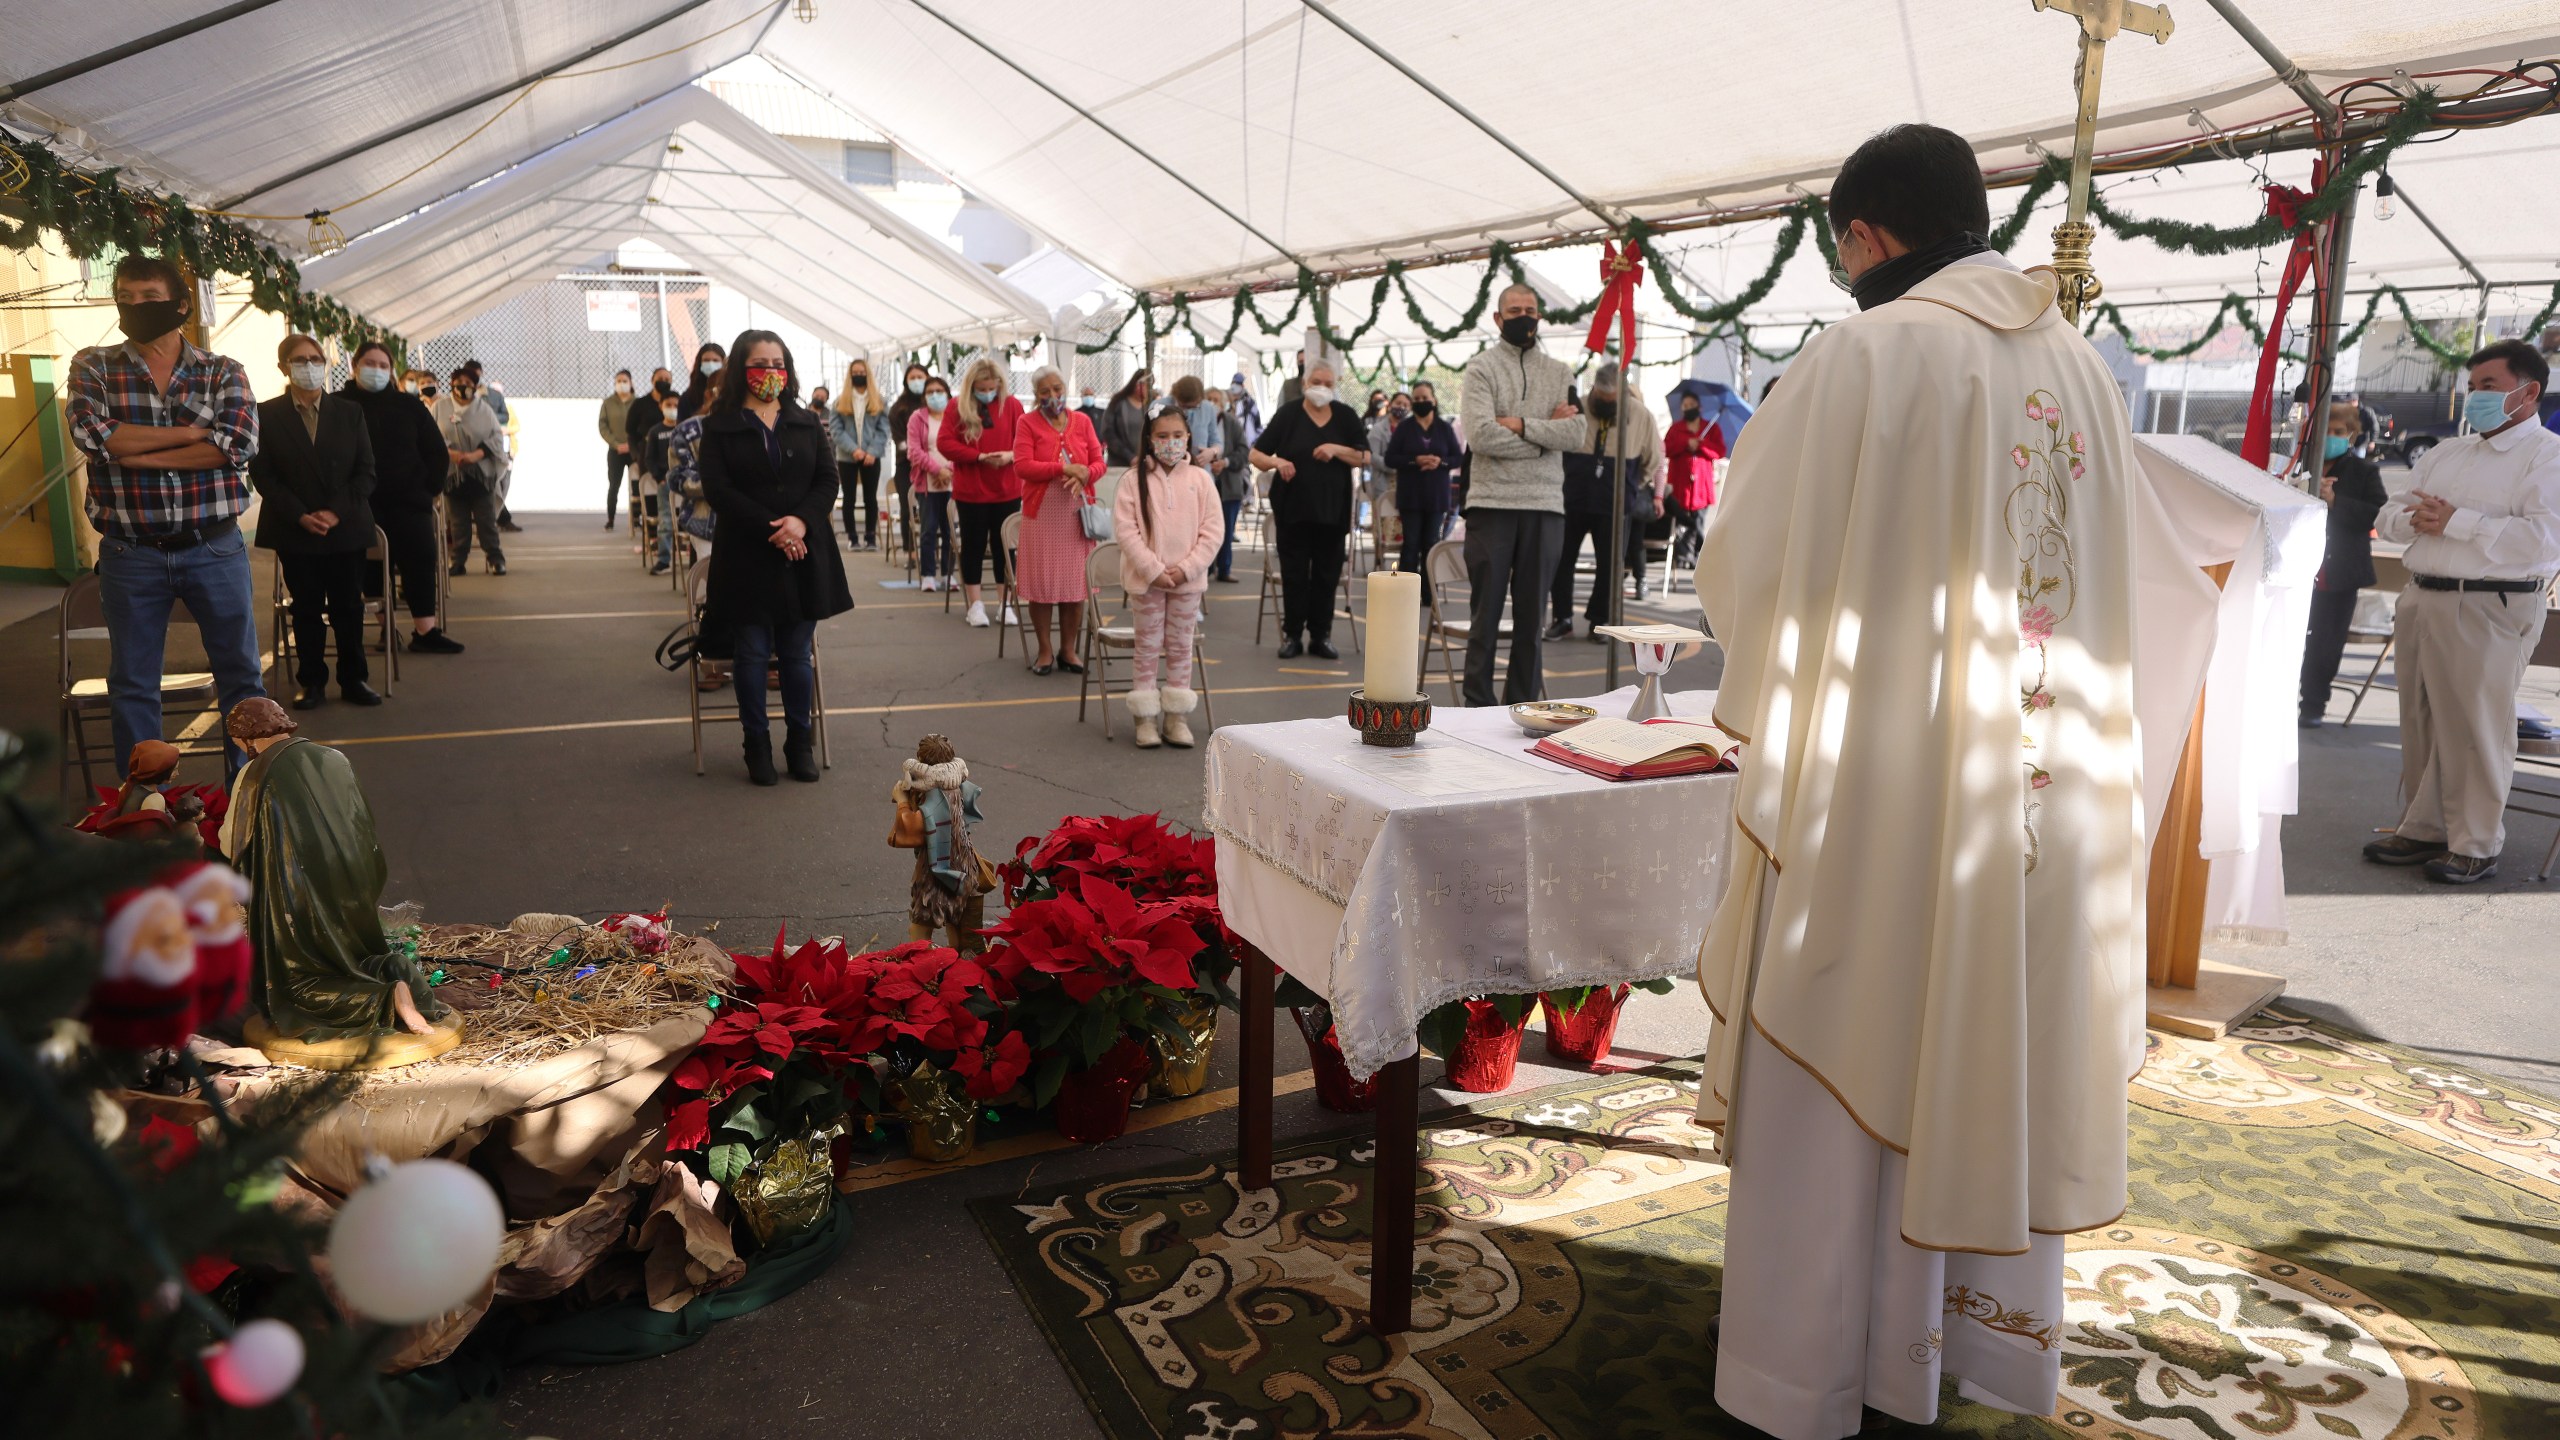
94, 526, 267, 774
916, 492, 954, 579
1216, 496, 1242, 578
731, 620, 815, 737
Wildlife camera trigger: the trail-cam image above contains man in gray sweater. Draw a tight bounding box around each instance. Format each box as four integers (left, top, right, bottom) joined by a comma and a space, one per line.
1458, 284, 1582, 705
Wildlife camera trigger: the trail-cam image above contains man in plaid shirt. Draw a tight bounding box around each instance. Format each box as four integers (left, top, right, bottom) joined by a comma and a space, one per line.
66, 253, 267, 774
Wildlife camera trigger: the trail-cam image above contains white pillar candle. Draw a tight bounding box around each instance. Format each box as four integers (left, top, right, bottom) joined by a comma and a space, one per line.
1362, 571, 1422, 704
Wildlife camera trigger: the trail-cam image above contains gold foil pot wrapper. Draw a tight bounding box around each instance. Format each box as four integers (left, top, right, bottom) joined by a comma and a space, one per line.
733, 1121, 843, 1245
895, 1064, 977, 1164
1150, 998, 1218, 1100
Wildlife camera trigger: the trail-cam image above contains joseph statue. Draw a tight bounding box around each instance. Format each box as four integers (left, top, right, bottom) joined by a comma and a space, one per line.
1694, 125, 2213, 1437
221, 697, 445, 1040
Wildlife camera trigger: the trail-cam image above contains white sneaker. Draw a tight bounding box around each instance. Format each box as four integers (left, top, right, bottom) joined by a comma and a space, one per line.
1001, 606, 1019, 626
920, 575, 939, 592
965, 602, 989, 627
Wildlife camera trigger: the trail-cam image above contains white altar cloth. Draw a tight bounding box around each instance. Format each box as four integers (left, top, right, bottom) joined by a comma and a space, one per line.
1206, 686, 1737, 1079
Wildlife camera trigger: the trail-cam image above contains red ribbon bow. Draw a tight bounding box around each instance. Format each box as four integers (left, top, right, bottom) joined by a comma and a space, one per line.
2240, 168, 2325, 470
1584, 239, 1645, 361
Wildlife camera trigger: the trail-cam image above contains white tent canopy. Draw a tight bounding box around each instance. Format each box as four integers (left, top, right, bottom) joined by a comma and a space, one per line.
2, 1, 781, 248
5, 2, 2555, 347
298, 88, 1046, 356
764, 0, 2560, 292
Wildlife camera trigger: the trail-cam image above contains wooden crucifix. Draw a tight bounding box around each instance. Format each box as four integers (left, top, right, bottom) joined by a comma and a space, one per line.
2031, 0, 2175, 323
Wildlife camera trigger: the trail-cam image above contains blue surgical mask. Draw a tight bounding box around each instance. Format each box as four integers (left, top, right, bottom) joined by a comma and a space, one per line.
2322, 434, 2350, 461
356, 365, 392, 392
974, 388, 999, 405
2463, 388, 2514, 433
925, 392, 948, 413
906, 377, 926, 396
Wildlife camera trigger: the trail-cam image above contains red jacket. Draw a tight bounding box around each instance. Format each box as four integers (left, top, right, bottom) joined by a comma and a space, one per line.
937, 394, 1026, 504
1664, 418, 1725, 510
1014, 406, 1104, 519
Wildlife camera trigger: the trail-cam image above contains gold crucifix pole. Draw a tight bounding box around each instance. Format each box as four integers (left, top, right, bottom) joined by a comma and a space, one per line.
2032, 0, 2174, 324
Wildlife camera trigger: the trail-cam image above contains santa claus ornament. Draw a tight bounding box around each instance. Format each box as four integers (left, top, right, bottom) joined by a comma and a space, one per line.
85, 886, 197, 1049
166, 861, 254, 1026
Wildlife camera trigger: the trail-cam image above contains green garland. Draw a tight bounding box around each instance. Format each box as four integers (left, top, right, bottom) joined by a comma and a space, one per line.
2081, 279, 2559, 368
0, 136, 401, 360
1077, 88, 2458, 378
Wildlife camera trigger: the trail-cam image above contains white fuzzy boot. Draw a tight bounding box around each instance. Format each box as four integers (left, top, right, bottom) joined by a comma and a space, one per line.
1160, 687, 1199, 748
1126, 685, 1163, 748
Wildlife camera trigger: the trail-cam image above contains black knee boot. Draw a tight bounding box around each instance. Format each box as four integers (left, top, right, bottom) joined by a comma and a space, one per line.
744, 732, 778, 786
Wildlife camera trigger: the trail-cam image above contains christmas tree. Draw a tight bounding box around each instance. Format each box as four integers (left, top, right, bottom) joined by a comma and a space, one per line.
0, 731, 499, 1438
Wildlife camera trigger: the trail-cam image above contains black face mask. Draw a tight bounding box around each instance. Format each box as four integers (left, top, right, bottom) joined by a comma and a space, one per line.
1500, 315, 1539, 348
421, 386, 440, 400
1682, 408, 1701, 423
1412, 401, 1435, 418
1847, 230, 1992, 311
1589, 396, 1617, 422
850, 374, 868, 390
652, 380, 673, 396
116, 298, 188, 344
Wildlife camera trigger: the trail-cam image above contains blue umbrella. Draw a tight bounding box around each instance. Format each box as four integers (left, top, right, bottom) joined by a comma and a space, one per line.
1664, 379, 1753, 440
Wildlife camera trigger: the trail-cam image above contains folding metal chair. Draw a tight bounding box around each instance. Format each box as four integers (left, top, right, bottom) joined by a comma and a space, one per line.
686, 556, 830, 776
1078, 543, 1214, 738
993, 509, 1035, 660
2343, 552, 2410, 724
2506, 608, 2560, 882
59, 575, 219, 799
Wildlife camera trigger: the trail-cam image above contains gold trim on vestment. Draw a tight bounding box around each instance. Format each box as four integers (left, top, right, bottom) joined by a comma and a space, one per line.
1710, 711, 1750, 743
1732, 813, 1780, 874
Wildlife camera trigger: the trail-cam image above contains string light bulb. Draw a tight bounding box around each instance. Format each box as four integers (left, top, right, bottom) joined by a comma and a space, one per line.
2373, 171, 2397, 223
793, 0, 817, 20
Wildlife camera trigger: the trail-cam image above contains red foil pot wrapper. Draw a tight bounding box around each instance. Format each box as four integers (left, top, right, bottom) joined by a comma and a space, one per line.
1446, 999, 1526, 1093
1054, 1037, 1149, 1144
1539, 986, 1627, 1066
1291, 1008, 1378, 1112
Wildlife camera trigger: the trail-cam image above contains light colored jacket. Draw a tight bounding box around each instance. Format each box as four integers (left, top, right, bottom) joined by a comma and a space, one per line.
1459, 340, 1580, 513
1113, 461, 1224, 595
830, 404, 892, 463
438, 397, 510, 486
905, 407, 954, 492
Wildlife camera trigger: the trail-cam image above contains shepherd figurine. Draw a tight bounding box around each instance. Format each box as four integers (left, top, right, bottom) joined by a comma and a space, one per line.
889, 734, 994, 954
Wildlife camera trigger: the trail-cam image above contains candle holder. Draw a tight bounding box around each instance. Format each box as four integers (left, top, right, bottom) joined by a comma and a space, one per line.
1348, 689, 1432, 748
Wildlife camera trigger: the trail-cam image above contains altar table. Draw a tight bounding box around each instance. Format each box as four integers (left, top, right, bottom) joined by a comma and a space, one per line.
1206, 686, 1739, 1332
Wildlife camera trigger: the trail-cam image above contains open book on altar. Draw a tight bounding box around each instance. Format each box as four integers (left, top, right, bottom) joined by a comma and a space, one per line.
1532, 717, 1741, 781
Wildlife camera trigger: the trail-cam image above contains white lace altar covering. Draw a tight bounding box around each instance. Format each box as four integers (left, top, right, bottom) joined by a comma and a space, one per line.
1205, 686, 1737, 1080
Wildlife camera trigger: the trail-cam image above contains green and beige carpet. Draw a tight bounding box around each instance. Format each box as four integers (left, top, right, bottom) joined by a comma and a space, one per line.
975, 1008, 2560, 1439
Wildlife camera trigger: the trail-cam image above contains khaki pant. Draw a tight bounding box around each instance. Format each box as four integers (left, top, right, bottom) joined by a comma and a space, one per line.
2393, 586, 2545, 857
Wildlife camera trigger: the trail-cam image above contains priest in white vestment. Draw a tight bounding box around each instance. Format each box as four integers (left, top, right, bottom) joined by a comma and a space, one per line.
1694, 125, 2218, 1438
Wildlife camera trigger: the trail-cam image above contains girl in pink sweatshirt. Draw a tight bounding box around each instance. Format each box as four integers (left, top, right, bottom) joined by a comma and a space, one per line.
1111, 410, 1226, 748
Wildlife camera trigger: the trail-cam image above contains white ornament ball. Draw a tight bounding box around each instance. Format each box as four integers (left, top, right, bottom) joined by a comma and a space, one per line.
327, 1158, 504, 1324
201, 1318, 304, 1407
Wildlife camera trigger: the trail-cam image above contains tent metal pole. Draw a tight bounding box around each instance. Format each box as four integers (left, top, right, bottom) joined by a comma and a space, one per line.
2457, 286, 2493, 420
2296, 144, 2361, 480
1297, 0, 1624, 231
1606, 352, 1629, 692
902, 0, 1309, 271
2390, 185, 2488, 290
0, 0, 293, 103
212, 0, 739, 211
2194, 0, 2341, 125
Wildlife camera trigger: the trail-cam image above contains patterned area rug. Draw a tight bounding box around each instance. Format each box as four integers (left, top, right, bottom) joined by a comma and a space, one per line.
974, 1009, 2560, 1439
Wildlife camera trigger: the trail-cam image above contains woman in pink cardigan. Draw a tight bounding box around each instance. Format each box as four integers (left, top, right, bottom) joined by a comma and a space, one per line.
904, 375, 956, 590
1111, 410, 1227, 748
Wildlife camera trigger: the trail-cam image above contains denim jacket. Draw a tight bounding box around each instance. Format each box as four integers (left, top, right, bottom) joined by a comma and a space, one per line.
829, 406, 893, 464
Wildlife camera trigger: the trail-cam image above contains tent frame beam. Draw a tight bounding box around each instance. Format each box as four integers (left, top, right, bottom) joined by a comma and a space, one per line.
1296, 0, 1624, 231
212, 0, 743, 211
2195, 0, 2342, 125
0, 0, 293, 104
900, 0, 1310, 270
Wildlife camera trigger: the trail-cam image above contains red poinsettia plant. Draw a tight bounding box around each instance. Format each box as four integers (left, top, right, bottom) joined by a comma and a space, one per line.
665, 934, 1026, 1184
980, 874, 1208, 1107
1001, 813, 1240, 1009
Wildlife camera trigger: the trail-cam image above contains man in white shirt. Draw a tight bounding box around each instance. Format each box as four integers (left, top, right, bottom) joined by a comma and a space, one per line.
2364, 339, 2559, 883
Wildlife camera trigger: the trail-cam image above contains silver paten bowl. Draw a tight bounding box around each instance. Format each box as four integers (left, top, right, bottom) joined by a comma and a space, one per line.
1510, 701, 1597, 737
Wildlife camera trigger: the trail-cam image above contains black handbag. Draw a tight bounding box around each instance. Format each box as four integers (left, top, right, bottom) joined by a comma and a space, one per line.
451, 460, 490, 503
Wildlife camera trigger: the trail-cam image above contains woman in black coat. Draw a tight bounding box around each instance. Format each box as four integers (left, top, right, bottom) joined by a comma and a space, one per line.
340, 341, 463, 655
695, 329, 854, 785
2300, 399, 2391, 726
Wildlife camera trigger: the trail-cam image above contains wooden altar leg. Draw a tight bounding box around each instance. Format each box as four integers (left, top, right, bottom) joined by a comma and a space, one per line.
2145, 687, 2213, 991
1239, 946, 1273, 1190
1369, 1054, 1419, 1336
